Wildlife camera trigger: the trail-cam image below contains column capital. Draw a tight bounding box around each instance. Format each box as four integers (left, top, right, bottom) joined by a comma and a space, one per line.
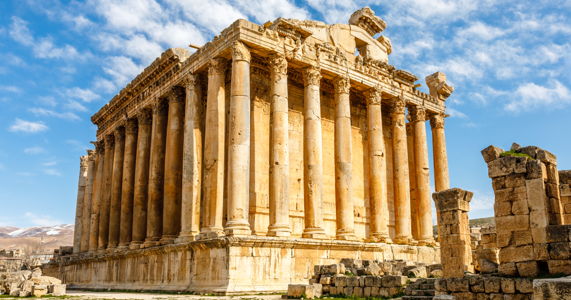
86, 149, 95, 159
269, 53, 287, 76
153, 98, 168, 115
181, 74, 198, 89
137, 108, 152, 125
390, 96, 406, 116
364, 85, 382, 105
333, 76, 350, 95
208, 58, 227, 76
125, 118, 138, 134
303, 66, 321, 87
104, 134, 115, 148
232, 41, 251, 63
167, 86, 185, 104
114, 127, 125, 142
93, 140, 104, 153
430, 113, 446, 129
80, 155, 89, 168
410, 105, 426, 122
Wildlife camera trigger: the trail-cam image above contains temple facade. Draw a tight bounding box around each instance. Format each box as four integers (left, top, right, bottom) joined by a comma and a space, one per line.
56, 7, 455, 294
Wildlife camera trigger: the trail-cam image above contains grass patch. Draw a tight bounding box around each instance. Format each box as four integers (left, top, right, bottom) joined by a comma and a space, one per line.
500, 150, 532, 159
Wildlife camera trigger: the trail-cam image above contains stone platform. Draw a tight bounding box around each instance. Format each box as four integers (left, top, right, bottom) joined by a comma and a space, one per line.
44, 237, 439, 295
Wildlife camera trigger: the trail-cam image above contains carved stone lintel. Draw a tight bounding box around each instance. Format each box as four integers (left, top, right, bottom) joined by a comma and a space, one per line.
430, 113, 446, 129
348, 7, 387, 36
364, 86, 382, 105
391, 96, 406, 115
208, 58, 227, 76
137, 109, 153, 125
333, 76, 350, 95
153, 99, 168, 114
232, 41, 251, 63
410, 106, 426, 122
125, 118, 138, 134
168, 86, 185, 104
302, 66, 321, 87
269, 54, 288, 76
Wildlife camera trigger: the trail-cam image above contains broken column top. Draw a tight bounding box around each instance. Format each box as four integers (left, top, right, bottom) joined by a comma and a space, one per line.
348, 7, 387, 36
481, 144, 557, 166
425, 72, 454, 101
432, 188, 473, 212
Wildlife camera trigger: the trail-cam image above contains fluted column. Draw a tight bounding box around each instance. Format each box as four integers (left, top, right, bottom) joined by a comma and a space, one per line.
73, 155, 89, 254
200, 58, 227, 238
118, 119, 137, 249
107, 127, 125, 249
226, 41, 252, 236
365, 87, 391, 243
144, 99, 168, 247
80, 151, 95, 252
411, 106, 434, 244
89, 142, 104, 251
431, 113, 450, 192
98, 134, 115, 251
391, 97, 412, 244
267, 54, 290, 237
333, 76, 355, 240
176, 75, 203, 243
130, 109, 152, 249
406, 122, 419, 240
161, 87, 185, 244
302, 66, 326, 239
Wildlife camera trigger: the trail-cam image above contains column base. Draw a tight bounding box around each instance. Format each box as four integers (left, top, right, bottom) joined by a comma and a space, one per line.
368, 233, 392, 244
116, 244, 130, 250
143, 238, 161, 248
128, 241, 143, 250
336, 232, 358, 241
174, 233, 199, 244
267, 224, 291, 237
224, 220, 251, 236
197, 227, 225, 240
393, 236, 413, 245
159, 235, 177, 245
302, 227, 327, 239
416, 238, 436, 246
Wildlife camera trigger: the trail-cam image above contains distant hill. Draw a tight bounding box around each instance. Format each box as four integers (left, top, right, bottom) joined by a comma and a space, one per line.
469, 217, 495, 227
0, 225, 73, 255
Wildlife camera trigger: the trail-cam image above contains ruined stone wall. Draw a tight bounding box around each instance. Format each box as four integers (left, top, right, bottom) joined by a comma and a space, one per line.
559, 170, 571, 224
474, 226, 499, 274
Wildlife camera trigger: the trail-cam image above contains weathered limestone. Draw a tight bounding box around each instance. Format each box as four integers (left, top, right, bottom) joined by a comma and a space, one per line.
145, 100, 167, 247
130, 109, 152, 249
73, 155, 89, 253
410, 106, 434, 245
391, 97, 412, 244
80, 151, 95, 252
559, 170, 571, 224
176, 75, 202, 243
98, 135, 115, 251
200, 58, 227, 238
88, 143, 104, 251
118, 119, 137, 249
302, 66, 326, 239
226, 41, 252, 236
108, 127, 125, 249
365, 87, 391, 243
267, 54, 291, 237
430, 113, 449, 192
333, 76, 355, 240
433, 188, 474, 278
161, 87, 185, 244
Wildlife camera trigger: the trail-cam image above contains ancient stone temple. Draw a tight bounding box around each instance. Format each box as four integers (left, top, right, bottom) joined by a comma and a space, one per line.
56, 7, 455, 294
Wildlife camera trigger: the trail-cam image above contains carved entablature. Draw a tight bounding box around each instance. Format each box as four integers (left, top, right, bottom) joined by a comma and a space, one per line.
393, 70, 418, 87
426, 71, 454, 101
348, 7, 387, 36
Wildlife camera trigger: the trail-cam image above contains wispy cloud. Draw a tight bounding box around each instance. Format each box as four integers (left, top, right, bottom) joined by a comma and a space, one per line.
506, 80, 571, 112
0, 85, 22, 93
29, 107, 80, 121
24, 212, 62, 226
9, 119, 48, 133
23, 146, 45, 155
43, 169, 62, 176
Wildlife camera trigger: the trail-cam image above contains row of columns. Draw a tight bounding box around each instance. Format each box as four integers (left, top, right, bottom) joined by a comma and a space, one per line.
73, 42, 450, 253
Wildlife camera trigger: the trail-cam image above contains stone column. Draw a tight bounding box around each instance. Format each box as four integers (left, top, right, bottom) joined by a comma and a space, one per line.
176, 75, 203, 243
89, 142, 104, 251
80, 151, 95, 252
391, 97, 412, 244
130, 109, 152, 249
430, 113, 450, 192
118, 119, 137, 249
144, 99, 168, 247
333, 76, 355, 240
98, 134, 115, 251
73, 155, 89, 254
108, 127, 125, 249
406, 121, 419, 240
410, 106, 434, 245
200, 58, 227, 238
365, 87, 391, 243
433, 188, 473, 278
161, 87, 185, 244
267, 54, 291, 237
302, 66, 326, 239
226, 41, 252, 236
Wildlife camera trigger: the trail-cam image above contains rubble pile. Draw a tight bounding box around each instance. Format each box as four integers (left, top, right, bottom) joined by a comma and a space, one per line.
286, 259, 442, 299
0, 268, 66, 297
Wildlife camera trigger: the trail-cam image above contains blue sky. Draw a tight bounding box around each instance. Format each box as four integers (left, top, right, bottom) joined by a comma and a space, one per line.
0, 0, 570, 228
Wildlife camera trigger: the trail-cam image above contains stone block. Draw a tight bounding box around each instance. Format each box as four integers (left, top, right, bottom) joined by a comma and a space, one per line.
514, 278, 533, 293
370, 286, 379, 297
511, 199, 530, 215
287, 284, 322, 299
382, 275, 407, 287
435, 278, 447, 292
321, 263, 345, 275
334, 275, 347, 287
497, 232, 512, 248
433, 188, 473, 212
513, 230, 533, 246
434, 295, 456, 300
31, 267, 42, 278
547, 259, 571, 275
353, 286, 363, 297
499, 262, 518, 276
525, 179, 548, 212
495, 201, 512, 217
469, 276, 485, 293
488, 156, 528, 178
482, 145, 504, 163
479, 258, 498, 274
496, 215, 530, 232
319, 275, 331, 285
501, 278, 515, 293
347, 276, 359, 287
447, 278, 469, 292
499, 245, 535, 263
533, 277, 571, 300
525, 159, 544, 179
546, 225, 571, 243
364, 262, 383, 276
484, 277, 501, 293
344, 286, 353, 296
50, 284, 66, 296
407, 266, 427, 278
516, 261, 540, 277
32, 284, 48, 297
548, 242, 571, 260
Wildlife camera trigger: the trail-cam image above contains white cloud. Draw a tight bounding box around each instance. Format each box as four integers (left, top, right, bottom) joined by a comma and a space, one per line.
64, 87, 100, 102
506, 80, 571, 112
43, 169, 62, 176
63, 100, 88, 112
9, 119, 48, 133
38, 96, 57, 107
447, 107, 468, 119
457, 22, 505, 41
29, 107, 80, 121
9, 16, 34, 45
24, 146, 45, 155
167, 0, 245, 33
24, 212, 62, 226
0, 85, 22, 93
42, 161, 57, 167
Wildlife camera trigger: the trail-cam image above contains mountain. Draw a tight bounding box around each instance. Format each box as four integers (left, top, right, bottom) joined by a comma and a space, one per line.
0, 225, 74, 255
